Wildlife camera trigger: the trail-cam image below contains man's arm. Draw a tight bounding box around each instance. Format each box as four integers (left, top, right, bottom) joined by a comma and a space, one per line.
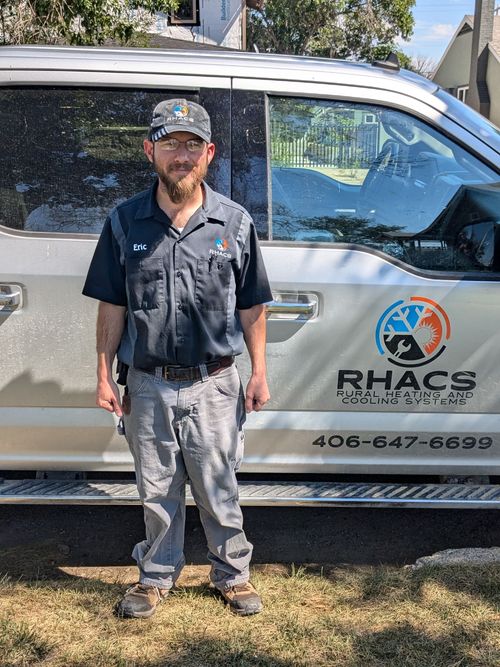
238, 304, 270, 413
96, 301, 126, 416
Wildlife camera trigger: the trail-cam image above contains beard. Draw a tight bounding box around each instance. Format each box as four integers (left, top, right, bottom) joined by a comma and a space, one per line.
154, 154, 209, 204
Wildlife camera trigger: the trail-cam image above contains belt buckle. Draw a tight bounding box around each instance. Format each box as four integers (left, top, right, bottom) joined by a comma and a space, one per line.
163, 365, 197, 381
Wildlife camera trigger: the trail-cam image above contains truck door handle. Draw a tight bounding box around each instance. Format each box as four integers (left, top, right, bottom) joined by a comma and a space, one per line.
267, 292, 319, 319
267, 301, 316, 315
0, 285, 22, 310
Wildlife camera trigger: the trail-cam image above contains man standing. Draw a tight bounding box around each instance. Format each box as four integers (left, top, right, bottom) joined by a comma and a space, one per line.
83, 99, 272, 618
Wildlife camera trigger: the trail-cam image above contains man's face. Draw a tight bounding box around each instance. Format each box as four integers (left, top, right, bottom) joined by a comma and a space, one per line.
143, 131, 215, 204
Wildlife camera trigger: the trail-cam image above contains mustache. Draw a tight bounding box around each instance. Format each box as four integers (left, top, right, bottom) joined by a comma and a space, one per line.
168, 162, 194, 172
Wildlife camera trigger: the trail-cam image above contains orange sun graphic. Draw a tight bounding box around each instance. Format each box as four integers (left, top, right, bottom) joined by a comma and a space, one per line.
414, 309, 442, 355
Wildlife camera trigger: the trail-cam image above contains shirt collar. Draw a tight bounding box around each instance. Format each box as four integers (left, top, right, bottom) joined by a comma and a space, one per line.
201, 182, 226, 225
134, 180, 226, 226
134, 181, 160, 221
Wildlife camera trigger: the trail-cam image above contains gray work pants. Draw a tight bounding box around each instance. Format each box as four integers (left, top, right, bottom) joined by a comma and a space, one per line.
123, 364, 252, 591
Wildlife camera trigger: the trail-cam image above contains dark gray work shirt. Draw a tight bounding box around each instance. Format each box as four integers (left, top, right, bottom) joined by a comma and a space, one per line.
82, 181, 272, 369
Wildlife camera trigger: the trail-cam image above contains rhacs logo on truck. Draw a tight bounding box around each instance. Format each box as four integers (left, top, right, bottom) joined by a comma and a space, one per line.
337, 296, 477, 407
375, 296, 450, 367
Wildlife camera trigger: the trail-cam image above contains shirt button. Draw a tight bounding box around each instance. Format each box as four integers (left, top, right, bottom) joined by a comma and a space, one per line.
177, 303, 183, 310
176, 271, 182, 277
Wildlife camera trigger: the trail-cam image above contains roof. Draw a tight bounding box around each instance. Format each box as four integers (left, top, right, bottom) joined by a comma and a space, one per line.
145, 35, 235, 51
0, 44, 438, 97
455, 13, 500, 50
433, 14, 500, 78
103, 34, 236, 51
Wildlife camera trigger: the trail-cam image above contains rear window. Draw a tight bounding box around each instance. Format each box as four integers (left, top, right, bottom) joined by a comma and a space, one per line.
0, 88, 193, 234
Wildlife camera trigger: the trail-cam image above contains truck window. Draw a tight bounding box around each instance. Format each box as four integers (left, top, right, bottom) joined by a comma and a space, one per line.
269, 96, 500, 275
0, 88, 211, 234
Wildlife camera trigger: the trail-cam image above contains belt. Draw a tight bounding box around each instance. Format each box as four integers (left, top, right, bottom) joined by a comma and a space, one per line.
141, 356, 234, 382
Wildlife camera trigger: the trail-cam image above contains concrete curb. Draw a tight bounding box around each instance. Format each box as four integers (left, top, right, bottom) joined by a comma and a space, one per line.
408, 547, 500, 570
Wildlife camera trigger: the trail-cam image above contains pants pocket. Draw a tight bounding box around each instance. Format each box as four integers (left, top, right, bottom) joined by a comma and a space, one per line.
210, 366, 242, 399
126, 368, 151, 397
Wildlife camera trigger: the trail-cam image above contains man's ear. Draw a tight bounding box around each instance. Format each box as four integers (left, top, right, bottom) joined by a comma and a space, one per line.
143, 139, 154, 163
206, 142, 215, 165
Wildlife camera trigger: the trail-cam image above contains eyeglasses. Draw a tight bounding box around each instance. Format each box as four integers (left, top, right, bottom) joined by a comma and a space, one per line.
156, 138, 206, 153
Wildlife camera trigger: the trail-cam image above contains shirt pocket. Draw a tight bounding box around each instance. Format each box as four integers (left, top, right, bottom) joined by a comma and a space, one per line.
125, 256, 165, 311
195, 259, 232, 311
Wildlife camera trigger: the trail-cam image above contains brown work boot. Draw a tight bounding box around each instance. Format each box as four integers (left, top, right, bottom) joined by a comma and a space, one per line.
219, 582, 263, 616
115, 583, 169, 618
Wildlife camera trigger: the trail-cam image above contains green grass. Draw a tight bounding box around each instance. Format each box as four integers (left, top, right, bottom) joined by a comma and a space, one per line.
0, 562, 499, 666
0, 616, 52, 666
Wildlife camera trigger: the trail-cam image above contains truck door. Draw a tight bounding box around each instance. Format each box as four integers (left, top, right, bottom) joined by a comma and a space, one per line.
231, 83, 500, 477
0, 78, 230, 470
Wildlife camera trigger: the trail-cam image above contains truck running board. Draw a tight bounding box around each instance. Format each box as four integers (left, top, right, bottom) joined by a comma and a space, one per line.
1, 479, 500, 508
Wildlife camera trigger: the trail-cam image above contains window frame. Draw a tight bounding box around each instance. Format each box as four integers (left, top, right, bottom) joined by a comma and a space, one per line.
457, 86, 469, 103
168, 0, 200, 26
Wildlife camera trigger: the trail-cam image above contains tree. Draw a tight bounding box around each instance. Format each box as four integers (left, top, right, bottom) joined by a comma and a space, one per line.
0, 0, 179, 46
247, 0, 415, 62
410, 54, 437, 79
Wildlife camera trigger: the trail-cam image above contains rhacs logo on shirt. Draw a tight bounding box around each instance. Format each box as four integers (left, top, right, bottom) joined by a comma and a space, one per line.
209, 238, 232, 259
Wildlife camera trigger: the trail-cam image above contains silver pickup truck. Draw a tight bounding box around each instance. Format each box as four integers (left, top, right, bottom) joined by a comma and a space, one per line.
1, 45, 500, 508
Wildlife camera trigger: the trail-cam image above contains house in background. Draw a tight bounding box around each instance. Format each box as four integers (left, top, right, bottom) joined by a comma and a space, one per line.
153, 0, 263, 50
432, 2, 500, 127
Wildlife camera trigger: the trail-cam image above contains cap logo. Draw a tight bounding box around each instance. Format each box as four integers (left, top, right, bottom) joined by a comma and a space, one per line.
173, 104, 189, 118
150, 99, 211, 143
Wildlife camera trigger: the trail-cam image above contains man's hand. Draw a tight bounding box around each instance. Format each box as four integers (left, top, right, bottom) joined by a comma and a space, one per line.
239, 304, 270, 413
95, 301, 126, 417
97, 377, 123, 416
245, 374, 270, 413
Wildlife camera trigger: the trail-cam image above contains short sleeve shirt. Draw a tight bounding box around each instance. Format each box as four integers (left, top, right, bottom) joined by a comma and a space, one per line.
82, 181, 272, 369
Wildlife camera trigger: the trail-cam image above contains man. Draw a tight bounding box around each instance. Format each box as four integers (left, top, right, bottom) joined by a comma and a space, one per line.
82, 99, 272, 618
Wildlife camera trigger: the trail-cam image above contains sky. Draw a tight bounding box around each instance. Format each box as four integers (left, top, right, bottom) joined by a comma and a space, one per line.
401, 0, 483, 65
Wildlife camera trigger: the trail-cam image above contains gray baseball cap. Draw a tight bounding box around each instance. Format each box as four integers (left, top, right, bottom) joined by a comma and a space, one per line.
149, 99, 211, 143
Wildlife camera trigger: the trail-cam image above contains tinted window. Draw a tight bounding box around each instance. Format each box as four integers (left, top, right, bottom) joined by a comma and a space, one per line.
0, 88, 203, 234
270, 96, 500, 274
